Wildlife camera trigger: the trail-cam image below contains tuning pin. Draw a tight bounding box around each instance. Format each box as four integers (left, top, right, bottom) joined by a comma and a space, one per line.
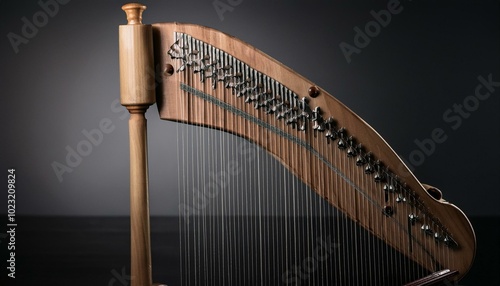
408, 213, 418, 225
383, 205, 394, 216
374, 172, 384, 182
324, 117, 336, 143
346, 136, 356, 157
396, 194, 406, 203
363, 153, 374, 174
434, 232, 442, 242
312, 106, 321, 117
337, 139, 346, 150
326, 131, 336, 143
356, 155, 366, 166
299, 118, 307, 131
312, 107, 325, 132
421, 224, 434, 236
337, 128, 346, 149
346, 146, 356, 157
386, 184, 395, 193
383, 184, 394, 193
325, 132, 335, 144
364, 164, 374, 174
373, 161, 385, 182
353, 145, 365, 165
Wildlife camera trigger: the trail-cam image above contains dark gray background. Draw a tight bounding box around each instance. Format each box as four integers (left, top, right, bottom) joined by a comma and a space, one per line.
0, 0, 498, 218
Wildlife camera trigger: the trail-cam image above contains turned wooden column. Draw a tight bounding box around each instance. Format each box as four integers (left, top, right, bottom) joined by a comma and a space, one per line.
119, 3, 155, 286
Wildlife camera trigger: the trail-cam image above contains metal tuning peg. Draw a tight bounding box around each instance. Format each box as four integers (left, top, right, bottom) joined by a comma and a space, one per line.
383, 205, 394, 216
276, 100, 290, 120
373, 160, 385, 183
264, 94, 278, 114
312, 106, 325, 132
297, 98, 310, 131
337, 128, 346, 150
355, 144, 366, 166
257, 89, 273, 111
364, 164, 374, 174
236, 77, 252, 97
364, 153, 374, 174
248, 83, 265, 106
421, 224, 434, 236
245, 82, 262, 103
383, 184, 390, 202
408, 213, 418, 225
396, 194, 406, 203
346, 136, 357, 157
434, 232, 442, 242
324, 117, 337, 143
285, 107, 299, 128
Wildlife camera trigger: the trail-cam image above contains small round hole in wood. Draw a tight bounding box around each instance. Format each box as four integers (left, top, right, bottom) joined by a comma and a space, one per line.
164, 64, 174, 76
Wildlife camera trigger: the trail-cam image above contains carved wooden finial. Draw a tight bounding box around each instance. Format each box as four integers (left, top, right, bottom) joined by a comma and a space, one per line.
122, 3, 147, 25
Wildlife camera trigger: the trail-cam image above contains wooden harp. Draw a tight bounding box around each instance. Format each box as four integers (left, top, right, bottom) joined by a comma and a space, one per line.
118, 3, 475, 286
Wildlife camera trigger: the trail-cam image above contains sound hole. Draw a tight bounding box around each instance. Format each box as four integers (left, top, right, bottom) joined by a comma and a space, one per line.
164, 64, 174, 76
426, 188, 442, 200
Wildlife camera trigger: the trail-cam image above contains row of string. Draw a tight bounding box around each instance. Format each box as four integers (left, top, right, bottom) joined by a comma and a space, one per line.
171, 33, 452, 285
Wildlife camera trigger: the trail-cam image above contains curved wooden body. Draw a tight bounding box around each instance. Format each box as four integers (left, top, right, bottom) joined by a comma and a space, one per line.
151, 22, 475, 282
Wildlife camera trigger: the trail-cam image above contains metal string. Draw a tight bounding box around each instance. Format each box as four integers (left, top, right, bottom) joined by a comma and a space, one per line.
176, 57, 184, 286
317, 130, 325, 286
364, 154, 371, 286
173, 34, 450, 285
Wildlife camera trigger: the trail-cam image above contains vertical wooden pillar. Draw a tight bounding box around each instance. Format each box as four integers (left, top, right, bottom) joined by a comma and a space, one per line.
119, 3, 155, 286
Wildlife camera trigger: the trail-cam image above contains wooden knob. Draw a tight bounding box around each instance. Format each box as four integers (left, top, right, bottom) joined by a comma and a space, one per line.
122, 3, 147, 25
308, 86, 320, 98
